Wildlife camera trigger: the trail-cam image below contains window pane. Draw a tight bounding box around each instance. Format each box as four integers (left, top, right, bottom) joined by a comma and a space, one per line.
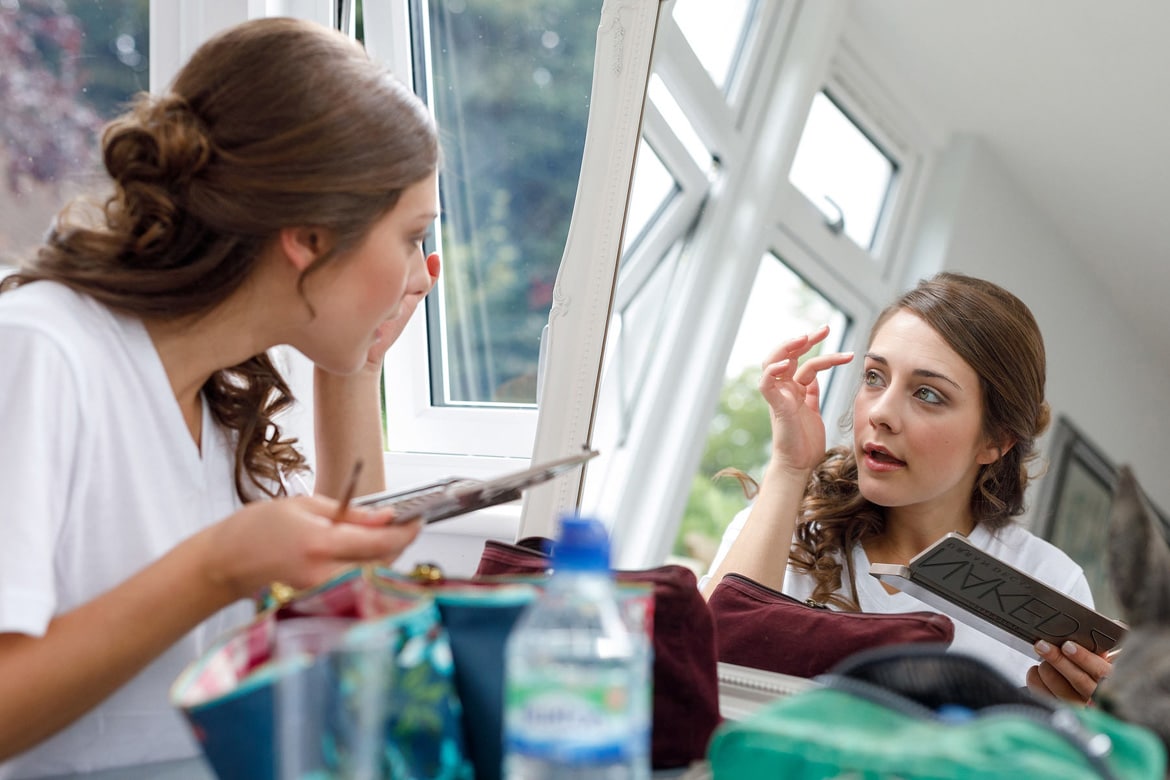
0, 1, 149, 270
671, 0, 756, 91
420, 0, 600, 405
622, 140, 677, 257
788, 91, 896, 252
672, 254, 849, 572
613, 237, 684, 434
647, 74, 711, 173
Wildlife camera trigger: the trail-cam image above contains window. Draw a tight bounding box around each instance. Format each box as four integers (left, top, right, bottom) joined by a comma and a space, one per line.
645, 75, 712, 174
671, 255, 850, 573
621, 140, 676, 256
671, 0, 758, 92
0, 0, 149, 271
378, 0, 604, 465
416, 0, 599, 407
788, 90, 898, 252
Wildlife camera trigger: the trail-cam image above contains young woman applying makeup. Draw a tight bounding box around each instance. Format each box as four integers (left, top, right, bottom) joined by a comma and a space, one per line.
701, 272, 1111, 706
0, 18, 437, 776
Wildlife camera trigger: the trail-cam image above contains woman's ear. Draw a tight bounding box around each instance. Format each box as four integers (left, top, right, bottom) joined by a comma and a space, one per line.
976, 436, 1016, 466
278, 226, 330, 271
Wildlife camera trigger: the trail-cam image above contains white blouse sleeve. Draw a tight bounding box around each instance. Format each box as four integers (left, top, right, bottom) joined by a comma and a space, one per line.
0, 326, 81, 636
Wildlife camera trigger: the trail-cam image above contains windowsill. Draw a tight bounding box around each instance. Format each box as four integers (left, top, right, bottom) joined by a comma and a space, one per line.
415, 502, 522, 540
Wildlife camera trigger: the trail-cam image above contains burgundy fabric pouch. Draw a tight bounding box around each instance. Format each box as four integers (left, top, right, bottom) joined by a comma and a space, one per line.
708, 572, 954, 679
475, 538, 721, 769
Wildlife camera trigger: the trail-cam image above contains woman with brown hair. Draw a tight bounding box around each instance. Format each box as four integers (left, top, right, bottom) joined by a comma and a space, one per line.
0, 17, 436, 775
700, 272, 1112, 705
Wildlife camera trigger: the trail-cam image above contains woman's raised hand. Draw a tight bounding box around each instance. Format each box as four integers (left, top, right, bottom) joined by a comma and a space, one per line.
759, 325, 854, 475
196, 495, 422, 601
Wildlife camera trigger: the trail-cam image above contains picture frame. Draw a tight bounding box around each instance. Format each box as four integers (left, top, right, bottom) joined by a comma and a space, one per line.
1033, 416, 1122, 617
1032, 416, 1170, 619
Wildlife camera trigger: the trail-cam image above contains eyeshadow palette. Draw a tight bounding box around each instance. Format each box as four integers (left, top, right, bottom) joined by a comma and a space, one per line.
870, 532, 1127, 656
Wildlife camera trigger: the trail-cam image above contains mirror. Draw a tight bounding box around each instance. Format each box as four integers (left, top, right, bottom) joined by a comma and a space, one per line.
520, 0, 665, 536
540, 0, 1170, 601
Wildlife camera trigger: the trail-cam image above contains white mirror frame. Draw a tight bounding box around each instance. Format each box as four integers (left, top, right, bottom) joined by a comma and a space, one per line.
520, 0, 665, 538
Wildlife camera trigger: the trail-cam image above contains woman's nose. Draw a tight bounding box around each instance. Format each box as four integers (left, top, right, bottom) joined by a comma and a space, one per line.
408, 251, 432, 296
867, 392, 900, 433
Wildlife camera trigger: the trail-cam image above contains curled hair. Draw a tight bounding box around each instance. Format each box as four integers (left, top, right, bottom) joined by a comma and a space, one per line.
3, 18, 439, 500
790, 272, 1050, 608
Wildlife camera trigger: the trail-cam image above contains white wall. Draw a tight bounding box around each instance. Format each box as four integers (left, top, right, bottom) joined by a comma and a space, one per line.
904, 134, 1170, 517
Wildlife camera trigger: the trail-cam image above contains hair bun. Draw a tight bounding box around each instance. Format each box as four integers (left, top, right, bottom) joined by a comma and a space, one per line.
150, 94, 214, 183
102, 94, 213, 255
105, 93, 213, 186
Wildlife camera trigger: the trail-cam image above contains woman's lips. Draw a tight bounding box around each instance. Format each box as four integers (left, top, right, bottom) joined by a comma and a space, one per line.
863, 444, 906, 472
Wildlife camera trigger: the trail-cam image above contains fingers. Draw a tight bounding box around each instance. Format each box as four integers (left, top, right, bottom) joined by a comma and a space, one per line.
426, 252, 441, 280
335, 504, 398, 527
313, 495, 422, 563
1025, 665, 1057, 699
793, 351, 855, 382
326, 519, 422, 564
1030, 640, 1112, 704
761, 326, 853, 382
761, 325, 830, 370
293, 493, 350, 519
761, 351, 854, 389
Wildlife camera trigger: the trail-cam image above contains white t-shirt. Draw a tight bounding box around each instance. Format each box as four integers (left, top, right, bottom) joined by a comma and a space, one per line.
0, 282, 254, 778
701, 507, 1094, 686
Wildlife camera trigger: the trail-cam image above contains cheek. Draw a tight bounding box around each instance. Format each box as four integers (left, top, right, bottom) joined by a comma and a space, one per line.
852, 392, 867, 422
353, 254, 405, 303
925, 425, 981, 472
374, 252, 412, 293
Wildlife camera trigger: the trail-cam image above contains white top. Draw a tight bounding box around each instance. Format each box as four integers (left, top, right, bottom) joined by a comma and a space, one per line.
701, 507, 1094, 686
0, 282, 254, 779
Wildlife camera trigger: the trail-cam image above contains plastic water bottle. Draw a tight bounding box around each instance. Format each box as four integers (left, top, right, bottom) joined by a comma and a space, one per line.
502, 515, 652, 780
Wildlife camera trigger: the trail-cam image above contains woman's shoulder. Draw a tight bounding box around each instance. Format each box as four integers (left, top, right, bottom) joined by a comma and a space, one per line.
2, 279, 101, 325
1, 281, 123, 354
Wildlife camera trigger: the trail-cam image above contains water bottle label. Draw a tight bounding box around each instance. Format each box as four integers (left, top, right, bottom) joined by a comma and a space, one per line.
504, 672, 648, 763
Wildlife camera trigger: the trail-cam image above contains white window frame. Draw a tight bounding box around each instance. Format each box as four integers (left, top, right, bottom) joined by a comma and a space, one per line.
150, 1, 338, 91
366, 0, 541, 470
820, 22, 947, 290
576, 1, 849, 567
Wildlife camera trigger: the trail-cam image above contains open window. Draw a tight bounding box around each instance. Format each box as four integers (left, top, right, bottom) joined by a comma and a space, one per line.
369, 1, 665, 520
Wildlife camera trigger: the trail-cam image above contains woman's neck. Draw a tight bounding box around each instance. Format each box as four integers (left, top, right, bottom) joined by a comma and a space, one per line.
142, 264, 292, 446
867, 504, 976, 566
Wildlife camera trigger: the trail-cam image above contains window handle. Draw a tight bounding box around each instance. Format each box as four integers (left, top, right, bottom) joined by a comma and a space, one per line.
822, 195, 845, 235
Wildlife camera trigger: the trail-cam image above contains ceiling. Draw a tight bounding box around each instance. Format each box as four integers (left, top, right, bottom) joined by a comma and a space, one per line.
847, 0, 1170, 358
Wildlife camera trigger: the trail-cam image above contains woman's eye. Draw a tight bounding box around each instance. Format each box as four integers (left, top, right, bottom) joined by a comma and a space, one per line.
914, 386, 943, 404
863, 369, 883, 387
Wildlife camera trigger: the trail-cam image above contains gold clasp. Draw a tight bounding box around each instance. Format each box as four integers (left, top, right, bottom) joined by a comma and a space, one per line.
408, 562, 445, 582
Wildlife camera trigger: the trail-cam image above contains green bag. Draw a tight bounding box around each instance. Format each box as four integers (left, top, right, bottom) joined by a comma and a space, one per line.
707, 646, 1166, 780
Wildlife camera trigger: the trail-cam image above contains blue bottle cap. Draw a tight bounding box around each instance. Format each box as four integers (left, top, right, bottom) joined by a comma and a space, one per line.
554, 516, 611, 572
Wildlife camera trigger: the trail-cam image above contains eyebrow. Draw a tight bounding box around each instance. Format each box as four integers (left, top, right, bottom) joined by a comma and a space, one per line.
865, 352, 963, 391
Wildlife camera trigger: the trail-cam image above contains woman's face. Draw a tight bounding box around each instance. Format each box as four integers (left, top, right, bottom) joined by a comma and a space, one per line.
852, 309, 1002, 520
294, 172, 438, 374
